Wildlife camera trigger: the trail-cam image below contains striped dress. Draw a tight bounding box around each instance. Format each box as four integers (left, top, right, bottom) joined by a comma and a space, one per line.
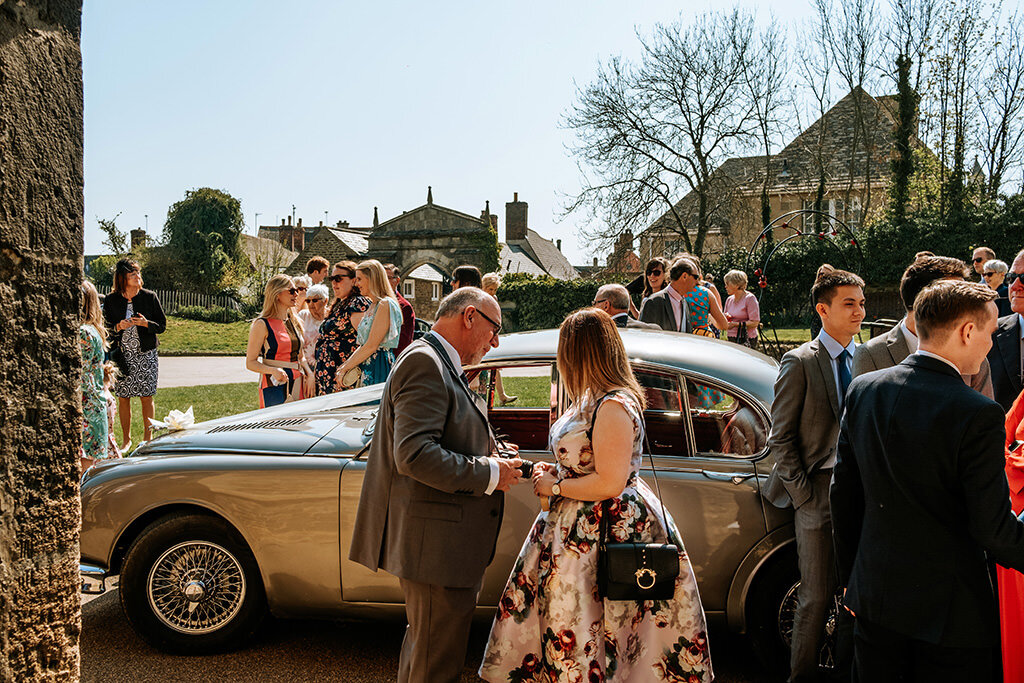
258, 316, 304, 408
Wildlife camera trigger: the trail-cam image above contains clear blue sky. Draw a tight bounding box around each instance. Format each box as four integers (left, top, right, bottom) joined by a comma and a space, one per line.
82, 0, 1011, 265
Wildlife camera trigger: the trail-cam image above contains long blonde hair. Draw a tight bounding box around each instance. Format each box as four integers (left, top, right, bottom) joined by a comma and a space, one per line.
260, 274, 302, 332
81, 280, 107, 348
557, 308, 646, 409
356, 259, 396, 301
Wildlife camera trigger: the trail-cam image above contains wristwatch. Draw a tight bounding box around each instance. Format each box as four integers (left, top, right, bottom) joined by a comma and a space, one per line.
551, 479, 562, 496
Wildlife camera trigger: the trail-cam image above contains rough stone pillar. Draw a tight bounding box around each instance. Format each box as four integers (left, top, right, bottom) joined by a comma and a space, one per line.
0, 1, 84, 679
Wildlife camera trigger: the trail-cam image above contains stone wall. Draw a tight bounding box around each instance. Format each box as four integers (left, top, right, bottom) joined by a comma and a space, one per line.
0, 1, 84, 679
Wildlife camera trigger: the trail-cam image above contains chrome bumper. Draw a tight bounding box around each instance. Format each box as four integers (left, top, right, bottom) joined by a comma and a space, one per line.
80, 563, 108, 594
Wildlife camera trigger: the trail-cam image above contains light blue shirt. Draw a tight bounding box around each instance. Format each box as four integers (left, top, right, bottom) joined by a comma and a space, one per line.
816, 328, 857, 400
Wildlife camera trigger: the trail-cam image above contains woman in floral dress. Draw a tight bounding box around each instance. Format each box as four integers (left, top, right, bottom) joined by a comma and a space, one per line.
314, 261, 369, 395
80, 281, 109, 470
480, 308, 712, 683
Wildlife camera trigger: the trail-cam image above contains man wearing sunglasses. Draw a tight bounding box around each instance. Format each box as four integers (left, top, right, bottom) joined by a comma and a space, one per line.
987, 249, 1024, 410
973, 247, 997, 281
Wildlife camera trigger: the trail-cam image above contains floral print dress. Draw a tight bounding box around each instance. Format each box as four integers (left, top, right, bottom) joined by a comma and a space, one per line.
480, 391, 713, 683
314, 295, 370, 395
80, 324, 108, 460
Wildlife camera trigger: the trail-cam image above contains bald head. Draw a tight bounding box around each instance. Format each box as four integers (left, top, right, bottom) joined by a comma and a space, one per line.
594, 284, 631, 315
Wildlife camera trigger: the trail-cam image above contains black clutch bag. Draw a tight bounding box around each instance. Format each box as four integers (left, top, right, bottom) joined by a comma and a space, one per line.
589, 392, 681, 602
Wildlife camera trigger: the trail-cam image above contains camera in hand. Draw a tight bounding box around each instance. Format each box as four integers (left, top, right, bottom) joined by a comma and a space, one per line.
517, 460, 535, 478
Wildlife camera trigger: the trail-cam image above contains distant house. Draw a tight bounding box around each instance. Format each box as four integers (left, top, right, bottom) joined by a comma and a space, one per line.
259, 189, 577, 320
639, 87, 934, 259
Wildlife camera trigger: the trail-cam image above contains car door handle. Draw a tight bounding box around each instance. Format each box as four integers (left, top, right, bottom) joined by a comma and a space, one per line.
701, 470, 755, 485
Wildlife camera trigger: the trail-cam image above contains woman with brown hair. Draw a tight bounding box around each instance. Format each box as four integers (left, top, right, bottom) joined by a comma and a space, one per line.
314, 261, 370, 395
480, 308, 712, 682
337, 259, 403, 388
80, 280, 109, 470
642, 256, 671, 302
245, 274, 314, 408
102, 258, 166, 448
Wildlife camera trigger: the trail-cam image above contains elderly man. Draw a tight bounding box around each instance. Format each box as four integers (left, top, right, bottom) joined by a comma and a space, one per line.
988, 248, 1024, 410
349, 288, 523, 683
853, 254, 993, 398
384, 263, 416, 356
973, 247, 997, 281
638, 257, 691, 332
593, 284, 658, 329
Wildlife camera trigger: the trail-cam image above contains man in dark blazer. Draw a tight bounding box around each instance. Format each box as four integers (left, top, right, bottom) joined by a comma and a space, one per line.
593, 283, 659, 329
349, 288, 523, 683
832, 280, 1024, 682
765, 266, 865, 682
853, 254, 993, 397
988, 248, 1024, 410
638, 257, 692, 332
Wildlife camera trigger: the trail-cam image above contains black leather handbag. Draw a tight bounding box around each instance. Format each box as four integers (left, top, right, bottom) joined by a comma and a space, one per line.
589, 393, 681, 601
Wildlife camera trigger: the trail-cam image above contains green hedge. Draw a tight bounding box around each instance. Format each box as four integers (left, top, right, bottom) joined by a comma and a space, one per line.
172, 305, 248, 324
497, 272, 630, 332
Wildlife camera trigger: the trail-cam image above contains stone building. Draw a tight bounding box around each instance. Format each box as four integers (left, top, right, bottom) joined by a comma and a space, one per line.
638, 87, 931, 259
262, 189, 577, 320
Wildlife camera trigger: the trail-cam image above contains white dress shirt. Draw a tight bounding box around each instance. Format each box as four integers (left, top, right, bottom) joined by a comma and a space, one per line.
817, 329, 857, 469
915, 349, 963, 375
428, 331, 500, 495
900, 318, 919, 353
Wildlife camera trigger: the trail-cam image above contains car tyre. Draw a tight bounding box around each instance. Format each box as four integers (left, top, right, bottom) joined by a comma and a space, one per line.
120, 512, 266, 654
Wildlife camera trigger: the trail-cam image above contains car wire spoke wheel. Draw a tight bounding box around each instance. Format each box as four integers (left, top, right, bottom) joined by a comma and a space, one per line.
777, 581, 840, 671
147, 540, 246, 634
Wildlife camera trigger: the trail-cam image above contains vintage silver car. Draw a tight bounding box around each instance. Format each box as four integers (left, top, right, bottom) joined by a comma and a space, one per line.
80, 328, 818, 666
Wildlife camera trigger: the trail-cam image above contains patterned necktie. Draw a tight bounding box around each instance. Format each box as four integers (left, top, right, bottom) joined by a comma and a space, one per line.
838, 350, 852, 406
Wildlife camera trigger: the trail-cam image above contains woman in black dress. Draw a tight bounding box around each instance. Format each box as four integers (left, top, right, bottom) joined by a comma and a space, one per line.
314, 260, 370, 395
102, 259, 166, 449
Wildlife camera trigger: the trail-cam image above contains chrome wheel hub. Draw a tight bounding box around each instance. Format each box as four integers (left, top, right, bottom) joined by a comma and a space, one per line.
777, 580, 840, 671
147, 541, 246, 634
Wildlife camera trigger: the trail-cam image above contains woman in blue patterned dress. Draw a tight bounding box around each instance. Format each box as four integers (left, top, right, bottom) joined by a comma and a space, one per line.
314, 261, 370, 395
80, 281, 109, 470
336, 259, 403, 388
673, 257, 728, 337
480, 308, 712, 682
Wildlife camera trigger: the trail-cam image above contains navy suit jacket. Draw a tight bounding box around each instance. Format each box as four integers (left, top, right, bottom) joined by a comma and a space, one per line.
988, 313, 1022, 410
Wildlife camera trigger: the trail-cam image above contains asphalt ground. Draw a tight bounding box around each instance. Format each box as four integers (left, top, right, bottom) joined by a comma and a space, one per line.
82, 588, 782, 682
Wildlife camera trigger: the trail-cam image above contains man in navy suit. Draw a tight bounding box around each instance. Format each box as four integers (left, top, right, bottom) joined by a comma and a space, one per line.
832, 280, 1024, 682
987, 248, 1024, 410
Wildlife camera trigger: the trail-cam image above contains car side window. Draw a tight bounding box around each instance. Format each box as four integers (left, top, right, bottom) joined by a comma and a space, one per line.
633, 366, 691, 457
476, 364, 555, 452
684, 378, 767, 457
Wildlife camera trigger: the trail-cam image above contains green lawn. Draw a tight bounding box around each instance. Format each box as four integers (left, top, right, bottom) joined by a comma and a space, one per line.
117, 381, 255, 447
160, 317, 251, 356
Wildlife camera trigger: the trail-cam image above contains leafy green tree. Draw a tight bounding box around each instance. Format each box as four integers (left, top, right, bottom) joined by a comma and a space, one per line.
163, 188, 244, 292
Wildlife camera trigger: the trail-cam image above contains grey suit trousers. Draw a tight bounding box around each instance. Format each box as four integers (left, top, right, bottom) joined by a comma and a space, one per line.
398, 578, 482, 683
791, 471, 838, 682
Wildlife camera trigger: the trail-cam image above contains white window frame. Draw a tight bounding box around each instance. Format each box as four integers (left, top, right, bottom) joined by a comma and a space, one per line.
431, 282, 440, 301
402, 280, 415, 299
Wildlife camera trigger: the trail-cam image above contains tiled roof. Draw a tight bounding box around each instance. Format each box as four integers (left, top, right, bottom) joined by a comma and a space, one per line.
505, 229, 579, 280
328, 228, 369, 254
240, 234, 298, 270
408, 263, 446, 282
498, 243, 548, 277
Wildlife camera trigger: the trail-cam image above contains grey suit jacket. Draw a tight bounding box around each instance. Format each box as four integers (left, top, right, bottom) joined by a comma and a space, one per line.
613, 313, 660, 330
638, 288, 690, 332
853, 321, 995, 398
348, 335, 502, 588
764, 339, 843, 509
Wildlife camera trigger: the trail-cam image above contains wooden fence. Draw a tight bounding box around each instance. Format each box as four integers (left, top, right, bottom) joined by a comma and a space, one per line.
96, 285, 243, 320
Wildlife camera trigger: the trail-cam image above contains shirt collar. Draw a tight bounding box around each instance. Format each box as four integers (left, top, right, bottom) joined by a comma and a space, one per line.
816, 328, 856, 359
1018, 313, 1024, 338
610, 312, 628, 320
915, 349, 962, 375
666, 285, 683, 302
428, 331, 463, 372
900, 318, 919, 346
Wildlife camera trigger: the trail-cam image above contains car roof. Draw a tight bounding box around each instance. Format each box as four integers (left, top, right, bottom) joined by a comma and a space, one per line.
482, 328, 780, 407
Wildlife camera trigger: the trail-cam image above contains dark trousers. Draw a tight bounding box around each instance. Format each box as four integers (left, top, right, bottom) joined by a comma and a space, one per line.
397, 577, 481, 683
791, 471, 838, 682
852, 616, 993, 683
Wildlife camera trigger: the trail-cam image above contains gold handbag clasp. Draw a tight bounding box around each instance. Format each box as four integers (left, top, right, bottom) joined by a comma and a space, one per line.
635, 567, 657, 590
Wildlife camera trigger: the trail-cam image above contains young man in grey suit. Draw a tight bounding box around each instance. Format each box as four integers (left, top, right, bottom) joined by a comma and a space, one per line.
987, 248, 1024, 410
638, 257, 692, 332
765, 267, 865, 682
593, 283, 660, 329
349, 288, 524, 683
853, 254, 994, 397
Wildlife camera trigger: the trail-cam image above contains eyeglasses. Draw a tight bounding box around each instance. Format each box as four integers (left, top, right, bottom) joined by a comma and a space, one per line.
475, 309, 502, 336
647, 269, 663, 276
592, 298, 607, 306
307, 298, 326, 304
983, 272, 996, 277
1006, 272, 1024, 287
329, 273, 353, 282
287, 288, 299, 295
973, 257, 986, 263
296, 286, 307, 292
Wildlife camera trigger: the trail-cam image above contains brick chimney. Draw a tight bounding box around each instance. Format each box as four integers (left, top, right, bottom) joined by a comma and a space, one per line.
505, 192, 528, 242
130, 229, 147, 251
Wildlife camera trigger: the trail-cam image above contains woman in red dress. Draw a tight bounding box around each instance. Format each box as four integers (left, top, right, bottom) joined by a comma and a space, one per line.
245, 274, 314, 408
1001, 392, 1024, 682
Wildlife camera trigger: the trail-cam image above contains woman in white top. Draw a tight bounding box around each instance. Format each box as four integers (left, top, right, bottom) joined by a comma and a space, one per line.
297, 283, 329, 367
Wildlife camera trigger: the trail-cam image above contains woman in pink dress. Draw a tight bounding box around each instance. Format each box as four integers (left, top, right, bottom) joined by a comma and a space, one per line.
1001, 393, 1024, 682
723, 269, 761, 349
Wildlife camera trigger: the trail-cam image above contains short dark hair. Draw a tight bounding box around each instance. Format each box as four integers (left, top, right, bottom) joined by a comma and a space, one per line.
914, 280, 997, 341
384, 263, 401, 279
113, 258, 140, 295
899, 256, 970, 311
668, 257, 699, 282
452, 265, 482, 289
306, 256, 330, 275
810, 265, 865, 305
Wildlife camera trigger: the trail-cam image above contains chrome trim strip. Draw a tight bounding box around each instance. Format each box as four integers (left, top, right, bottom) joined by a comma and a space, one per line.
81, 563, 108, 595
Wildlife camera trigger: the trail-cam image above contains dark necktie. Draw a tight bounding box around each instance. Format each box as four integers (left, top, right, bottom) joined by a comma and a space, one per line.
838, 350, 852, 406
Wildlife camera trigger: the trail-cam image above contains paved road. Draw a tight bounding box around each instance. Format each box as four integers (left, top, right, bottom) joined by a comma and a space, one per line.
158, 356, 251, 388
82, 588, 782, 682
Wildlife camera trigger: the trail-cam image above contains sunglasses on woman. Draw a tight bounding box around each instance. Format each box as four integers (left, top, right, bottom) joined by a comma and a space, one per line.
647, 269, 663, 276
286, 288, 299, 295
329, 273, 353, 282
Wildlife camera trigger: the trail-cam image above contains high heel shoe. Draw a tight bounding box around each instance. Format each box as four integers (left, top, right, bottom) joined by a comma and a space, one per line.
498, 395, 518, 406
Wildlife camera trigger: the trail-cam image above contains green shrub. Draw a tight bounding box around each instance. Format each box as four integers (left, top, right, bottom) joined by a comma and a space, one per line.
497, 272, 631, 332
172, 305, 247, 324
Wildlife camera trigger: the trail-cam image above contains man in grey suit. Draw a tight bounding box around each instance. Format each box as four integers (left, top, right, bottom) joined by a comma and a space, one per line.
349, 287, 524, 683
765, 267, 865, 682
593, 283, 659, 329
638, 257, 692, 332
853, 254, 994, 397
